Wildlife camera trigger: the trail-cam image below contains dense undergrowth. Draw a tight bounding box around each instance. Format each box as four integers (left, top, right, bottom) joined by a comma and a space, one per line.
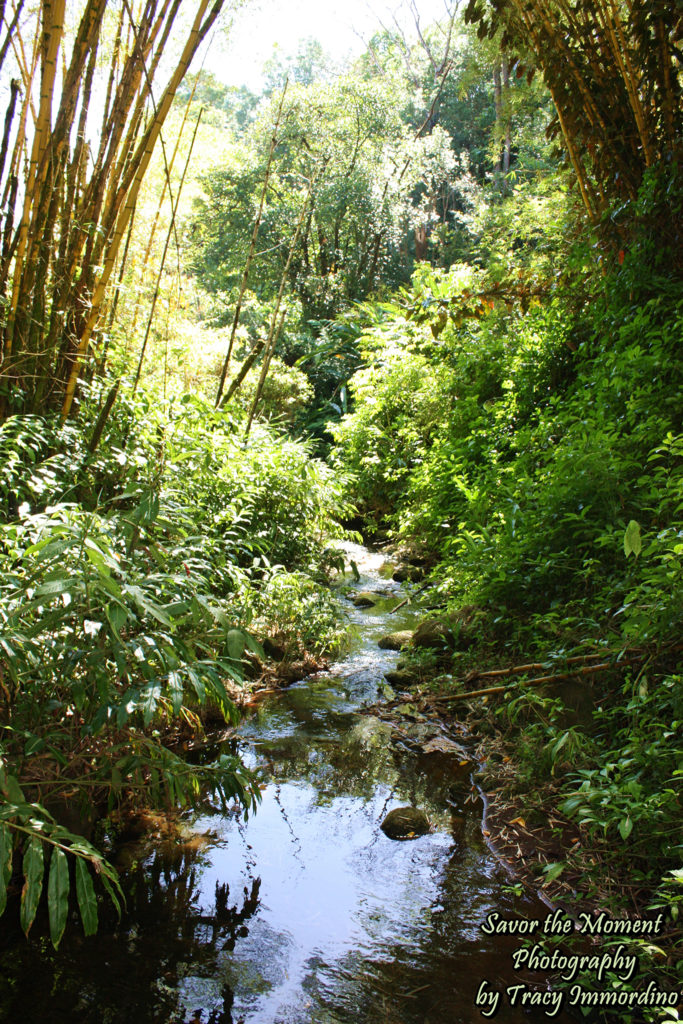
0, 388, 349, 943
1, 6, 681, 1010
330, 181, 683, 1004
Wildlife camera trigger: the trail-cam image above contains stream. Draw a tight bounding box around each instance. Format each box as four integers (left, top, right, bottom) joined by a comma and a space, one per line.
0, 543, 574, 1024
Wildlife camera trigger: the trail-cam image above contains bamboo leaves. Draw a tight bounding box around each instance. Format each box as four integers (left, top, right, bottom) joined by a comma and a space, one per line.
1, 751, 125, 945
19, 837, 44, 936
0, 822, 12, 916
75, 856, 98, 937
47, 847, 69, 947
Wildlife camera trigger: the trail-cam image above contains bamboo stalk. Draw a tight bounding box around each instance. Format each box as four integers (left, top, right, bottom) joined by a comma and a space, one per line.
7, 6, 38, 124
0, 0, 25, 76
98, 200, 137, 375
604, 0, 654, 166
466, 652, 616, 680
0, 79, 20, 187
4, 0, 65, 360
61, 0, 224, 421
87, 381, 120, 454
221, 338, 266, 406
99, 3, 125, 142
551, 88, 600, 223
131, 107, 204, 393
654, 14, 678, 151
127, 70, 202, 344
42, 22, 101, 368
243, 306, 287, 434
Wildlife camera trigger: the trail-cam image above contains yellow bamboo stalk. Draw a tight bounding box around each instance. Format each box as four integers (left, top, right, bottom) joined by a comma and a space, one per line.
654, 15, 677, 151
8, 5, 38, 124
127, 71, 202, 342
61, 0, 220, 420
602, 0, 654, 166
509, 0, 606, 136
4, 0, 65, 359
1, 29, 36, 213
131, 107, 204, 393
107, 0, 178, 195
551, 87, 599, 224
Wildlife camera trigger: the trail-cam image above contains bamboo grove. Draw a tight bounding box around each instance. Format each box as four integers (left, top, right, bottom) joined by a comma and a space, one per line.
0, 0, 226, 421
465, 0, 683, 263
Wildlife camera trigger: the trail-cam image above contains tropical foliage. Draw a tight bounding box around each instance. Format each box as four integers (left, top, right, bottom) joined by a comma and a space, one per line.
0, 0, 681, 970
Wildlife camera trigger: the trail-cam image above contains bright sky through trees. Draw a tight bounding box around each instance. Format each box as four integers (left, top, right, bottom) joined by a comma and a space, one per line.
218, 0, 452, 88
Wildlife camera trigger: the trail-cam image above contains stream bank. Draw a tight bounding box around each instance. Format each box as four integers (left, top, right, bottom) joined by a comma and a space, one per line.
0, 542, 576, 1024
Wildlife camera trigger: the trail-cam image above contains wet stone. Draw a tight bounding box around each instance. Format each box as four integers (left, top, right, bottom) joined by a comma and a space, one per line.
399, 722, 439, 744
384, 668, 418, 687
352, 591, 380, 607
380, 806, 431, 840
421, 735, 468, 757
392, 564, 423, 583
378, 630, 414, 650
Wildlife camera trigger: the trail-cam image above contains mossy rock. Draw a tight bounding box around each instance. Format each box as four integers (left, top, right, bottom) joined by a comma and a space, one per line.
378, 630, 414, 650
412, 606, 485, 651
384, 668, 418, 687
380, 806, 430, 840
352, 591, 380, 607
392, 564, 423, 583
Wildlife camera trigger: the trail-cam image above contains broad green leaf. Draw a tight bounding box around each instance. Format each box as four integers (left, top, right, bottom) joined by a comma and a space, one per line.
187, 667, 205, 703
95, 574, 123, 600
47, 847, 69, 948
624, 520, 641, 558
127, 586, 172, 627
140, 683, 161, 725
34, 576, 75, 598
243, 633, 265, 659
20, 837, 44, 935
196, 594, 230, 629
542, 862, 565, 884
618, 816, 633, 840
105, 601, 128, 635
227, 629, 246, 660
75, 857, 98, 936
207, 676, 234, 723
0, 822, 12, 915
99, 870, 123, 920
168, 670, 184, 714
84, 537, 119, 571
0, 766, 24, 803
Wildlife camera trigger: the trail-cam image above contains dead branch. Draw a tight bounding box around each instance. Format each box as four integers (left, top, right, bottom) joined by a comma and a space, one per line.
430, 654, 645, 703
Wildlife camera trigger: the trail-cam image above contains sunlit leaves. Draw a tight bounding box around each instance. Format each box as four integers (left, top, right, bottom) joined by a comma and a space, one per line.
624, 519, 642, 559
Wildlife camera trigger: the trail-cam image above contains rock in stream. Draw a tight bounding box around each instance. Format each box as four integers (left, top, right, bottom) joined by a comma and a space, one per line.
380, 805, 431, 840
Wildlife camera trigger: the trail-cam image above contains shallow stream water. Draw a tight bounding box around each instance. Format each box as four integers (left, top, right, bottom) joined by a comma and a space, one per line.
0, 543, 574, 1024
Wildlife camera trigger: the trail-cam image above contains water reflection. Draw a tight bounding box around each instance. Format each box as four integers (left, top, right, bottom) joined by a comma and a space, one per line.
0, 543, 574, 1023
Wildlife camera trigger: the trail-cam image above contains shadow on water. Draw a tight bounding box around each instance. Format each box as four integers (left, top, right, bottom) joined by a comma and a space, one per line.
0, 542, 575, 1024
